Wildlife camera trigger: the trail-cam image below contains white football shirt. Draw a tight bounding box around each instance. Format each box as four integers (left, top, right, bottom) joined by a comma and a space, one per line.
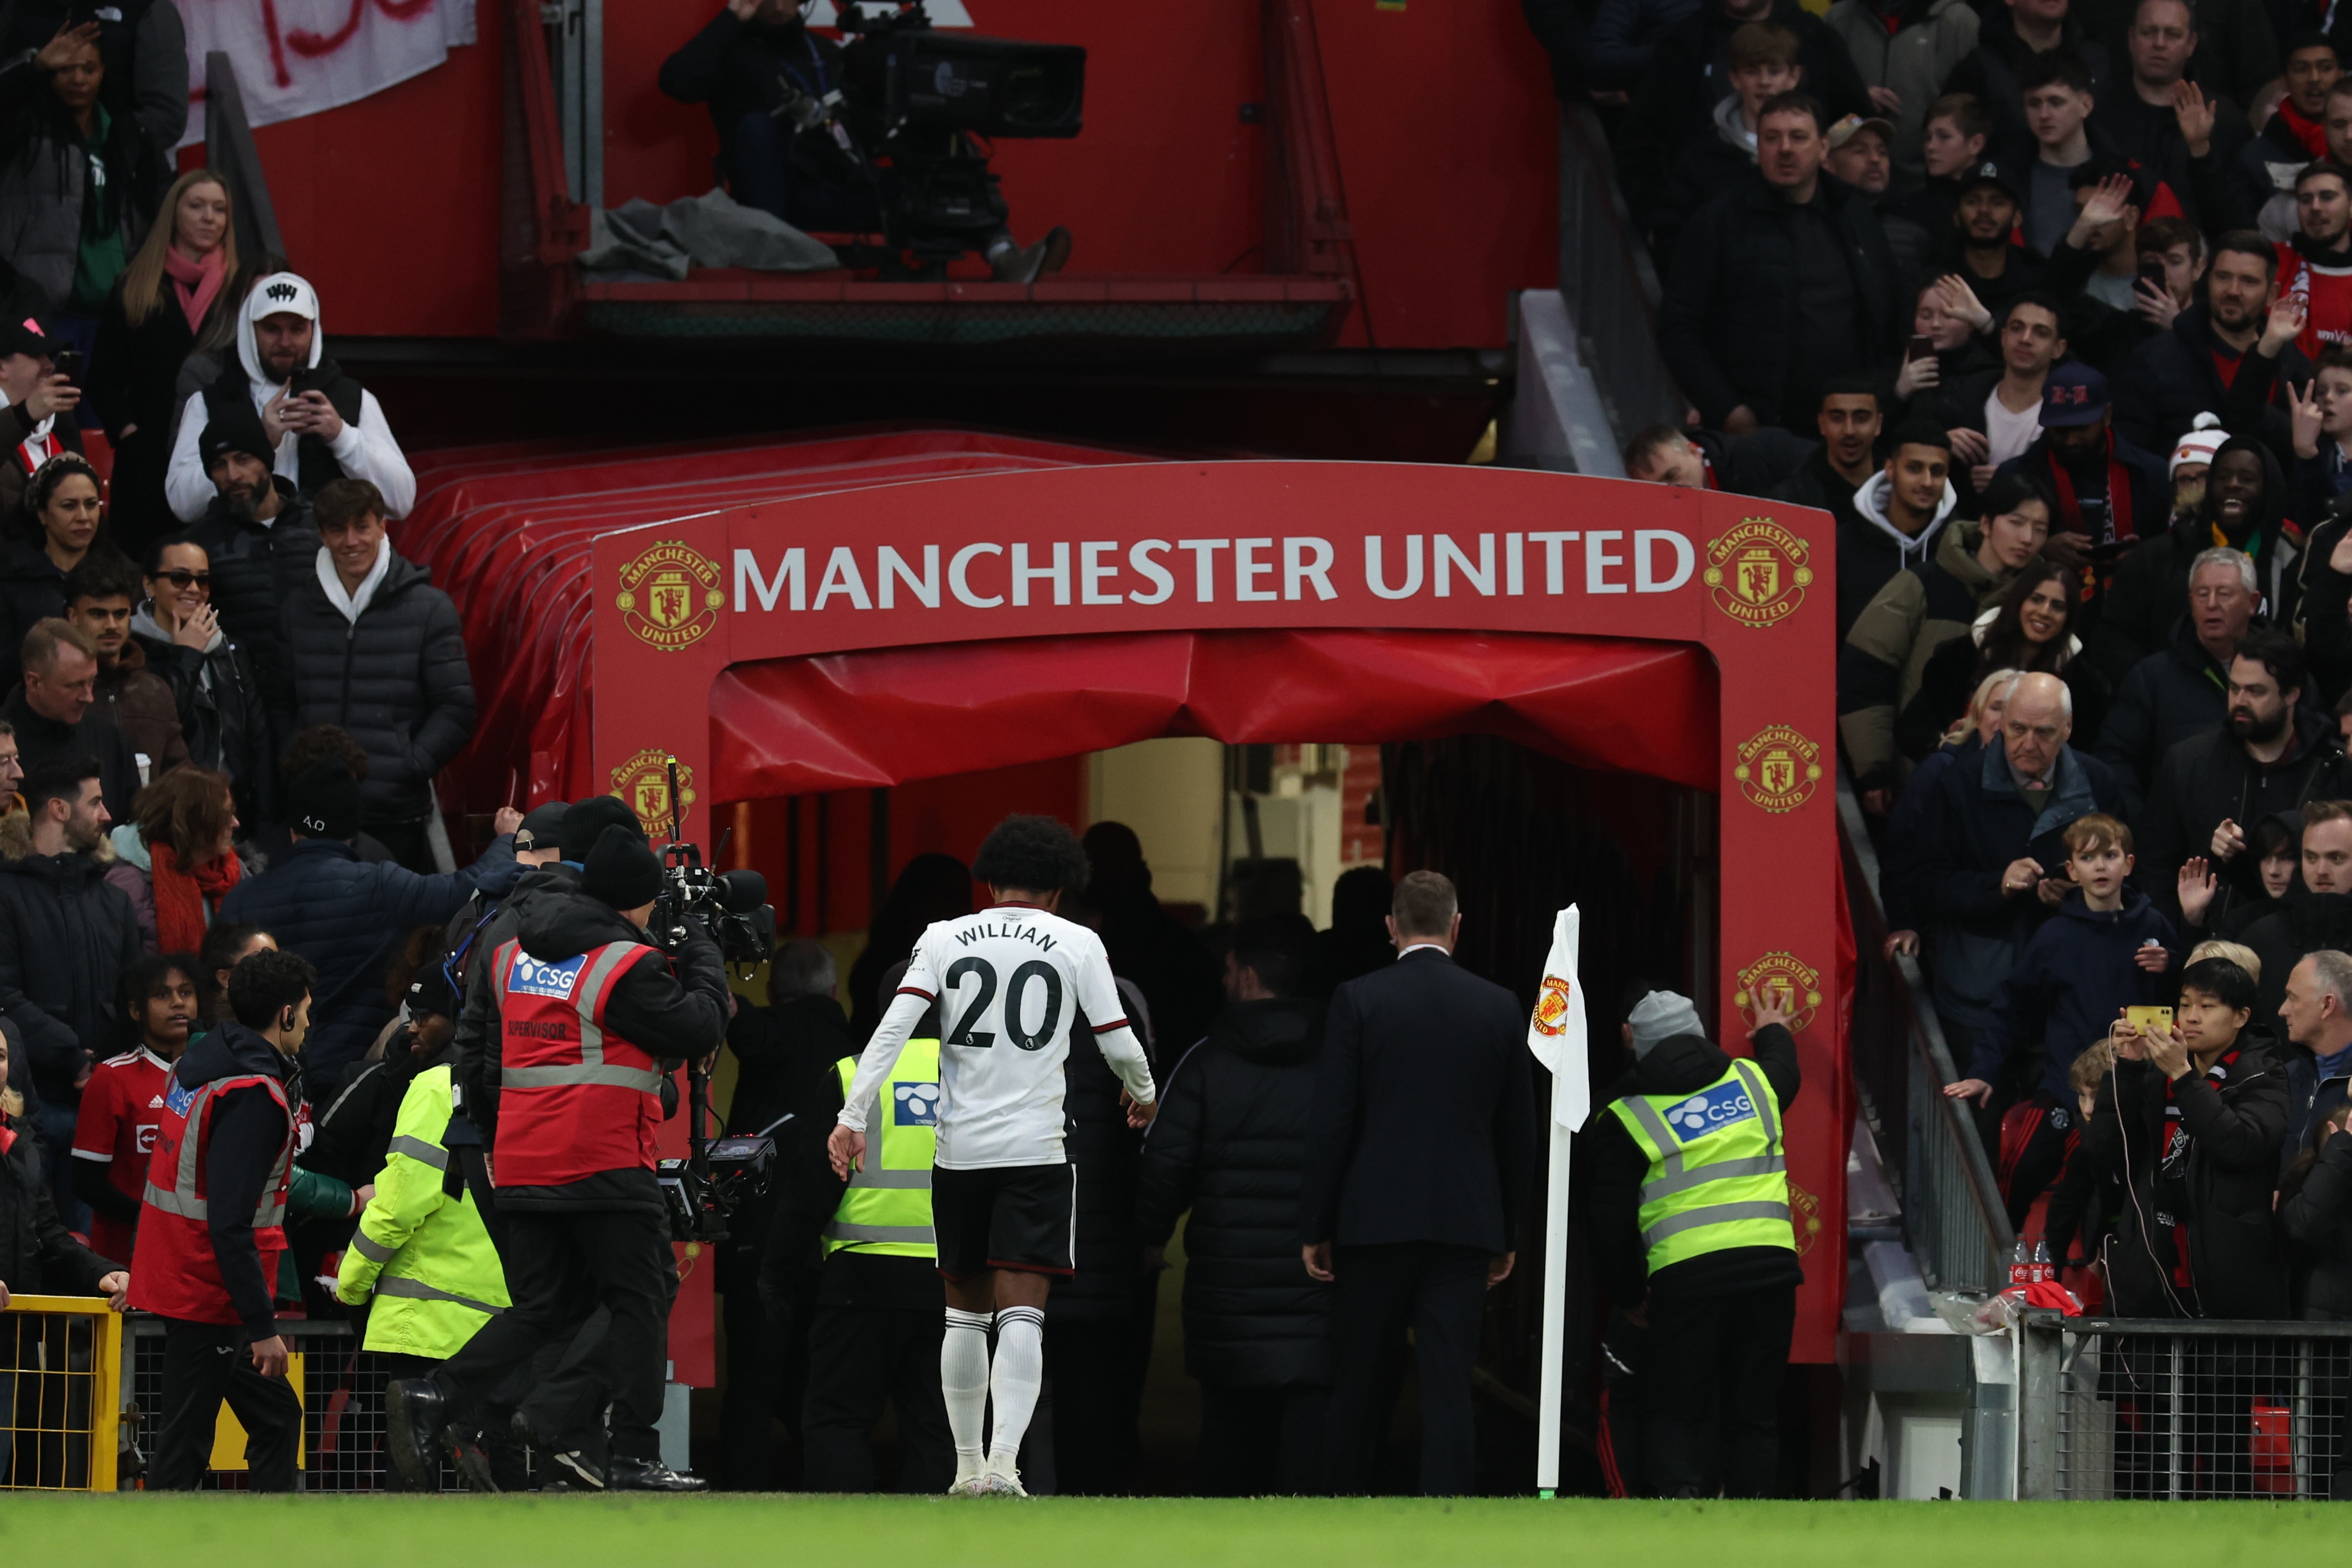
838, 903, 1156, 1169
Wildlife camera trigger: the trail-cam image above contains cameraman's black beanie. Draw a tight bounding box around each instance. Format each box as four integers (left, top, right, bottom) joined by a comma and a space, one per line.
562, 794, 642, 865
582, 824, 663, 910
288, 761, 361, 842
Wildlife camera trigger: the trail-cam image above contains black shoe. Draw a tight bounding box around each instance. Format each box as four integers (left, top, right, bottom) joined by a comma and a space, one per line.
608, 1455, 709, 1492
551, 1449, 607, 1490
385, 1378, 449, 1489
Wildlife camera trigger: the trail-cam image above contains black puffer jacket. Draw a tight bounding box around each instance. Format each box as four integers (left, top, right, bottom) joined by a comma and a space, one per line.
183, 483, 320, 750
281, 548, 475, 826
1052, 998, 1154, 1324
1135, 997, 1335, 1388
0, 537, 66, 697
2137, 709, 2352, 927
0, 1110, 117, 1295
0, 851, 141, 1106
131, 611, 276, 826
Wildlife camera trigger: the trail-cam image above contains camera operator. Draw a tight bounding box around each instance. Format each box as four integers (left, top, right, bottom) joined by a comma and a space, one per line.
385, 825, 729, 1493
656, 0, 1072, 281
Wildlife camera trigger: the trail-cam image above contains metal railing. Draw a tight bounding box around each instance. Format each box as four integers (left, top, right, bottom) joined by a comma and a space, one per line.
1837, 770, 2015, 1293
1553, 104, 1684, 442
2018, 1313, 2352, 1500
2, 1296, 122, 1491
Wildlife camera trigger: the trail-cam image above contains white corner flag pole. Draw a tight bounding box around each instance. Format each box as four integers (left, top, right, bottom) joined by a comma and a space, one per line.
1528, 905, 1589, 1499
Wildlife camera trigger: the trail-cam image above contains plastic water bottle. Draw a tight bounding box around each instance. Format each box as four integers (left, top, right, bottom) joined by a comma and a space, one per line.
2009, 1238, 2030, 1287
2031, 1240, 2053, 1285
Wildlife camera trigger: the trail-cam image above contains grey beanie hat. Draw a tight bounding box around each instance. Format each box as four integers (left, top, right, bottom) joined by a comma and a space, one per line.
1626, 990, 1706, 1057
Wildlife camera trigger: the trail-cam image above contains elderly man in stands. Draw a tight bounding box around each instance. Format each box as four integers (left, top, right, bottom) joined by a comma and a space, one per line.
1906, 671, 2135, 1066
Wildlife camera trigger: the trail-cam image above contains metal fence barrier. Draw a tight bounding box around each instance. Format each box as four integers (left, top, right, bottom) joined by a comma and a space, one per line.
2018, 1313, 2352, 1499
1837, 770, 2015, 1293
2, 1295, 122, 1491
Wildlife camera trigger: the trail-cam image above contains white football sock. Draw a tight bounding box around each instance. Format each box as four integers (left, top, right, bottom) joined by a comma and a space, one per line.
942, 1307, 994, 1483
986, 1305, 1046, 1474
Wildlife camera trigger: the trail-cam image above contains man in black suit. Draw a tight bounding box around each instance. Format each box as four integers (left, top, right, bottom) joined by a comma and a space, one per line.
1300, 870, 1538, 1496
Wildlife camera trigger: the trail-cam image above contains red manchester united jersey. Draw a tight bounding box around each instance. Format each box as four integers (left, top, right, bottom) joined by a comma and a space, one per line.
71, 1047, 172, 1264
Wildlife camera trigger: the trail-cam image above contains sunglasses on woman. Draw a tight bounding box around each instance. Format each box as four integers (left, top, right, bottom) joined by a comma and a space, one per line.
152, 570, 211, 589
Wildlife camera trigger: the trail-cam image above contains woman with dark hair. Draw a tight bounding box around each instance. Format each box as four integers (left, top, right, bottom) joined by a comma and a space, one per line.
1897, 560, 2112, 758
194, 920, 271, 1029
0, 451, 118, 692
0, 24, 161, 323
105, 764, 242, 953
847, 851, 973, 1038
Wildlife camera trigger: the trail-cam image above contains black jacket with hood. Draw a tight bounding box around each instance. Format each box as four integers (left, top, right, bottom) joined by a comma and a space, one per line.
1835, 470, 1962, 641
2114, 307, 2314, 479
2049, 1041, 2290, 1319
2241, 892, 2352, 1029
452, 860, 580, 1120
130, 605, 276, 828
183, 479, 321, 751
1, 1106, 118, 1297
2094, 613, 2251, 790
2138, 709, 2352, 926
0, 849, 142, 1107
1587, 1024, 1803, 1305
1135, 997, 1336, 1389
1941, 8, 2112, 154
174, 1021, 300, 1342
474, 888, 730, 1213
281, 546, 475, 826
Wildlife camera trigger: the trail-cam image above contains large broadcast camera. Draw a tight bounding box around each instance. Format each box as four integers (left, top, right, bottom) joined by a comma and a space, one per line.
832, 1, 1085, 271
645, 758, 779, 1245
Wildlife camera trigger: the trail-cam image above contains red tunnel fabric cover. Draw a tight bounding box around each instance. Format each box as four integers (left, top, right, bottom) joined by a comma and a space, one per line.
712, 628, 1720, 800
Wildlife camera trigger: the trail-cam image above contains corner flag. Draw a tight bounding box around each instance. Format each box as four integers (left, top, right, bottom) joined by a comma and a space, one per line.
1528, 904, 1586, 1496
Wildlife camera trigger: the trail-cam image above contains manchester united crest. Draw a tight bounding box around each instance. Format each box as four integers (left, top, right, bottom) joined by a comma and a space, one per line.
1733, 725, 1823, 813
1702, 518, 1812, 628
1733, 950, 1823, 1034
616, 541, 724, 652
609, 750, 695, 838
1531, 973, 1574, 1038
1787, 1179, 1823, 1256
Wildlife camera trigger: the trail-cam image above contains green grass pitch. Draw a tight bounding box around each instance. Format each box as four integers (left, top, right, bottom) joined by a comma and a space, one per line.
3, 1496, 2349, 1565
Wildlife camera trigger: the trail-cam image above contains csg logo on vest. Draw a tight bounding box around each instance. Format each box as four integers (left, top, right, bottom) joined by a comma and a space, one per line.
894, 1082, 940, 1126
510, 953, 588, 1000
1662, 1079, 1758, 1143
164, 1080, 197, 1117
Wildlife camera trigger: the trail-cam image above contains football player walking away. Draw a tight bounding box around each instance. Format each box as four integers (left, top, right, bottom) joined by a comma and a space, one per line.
829, 815, 1157, 1497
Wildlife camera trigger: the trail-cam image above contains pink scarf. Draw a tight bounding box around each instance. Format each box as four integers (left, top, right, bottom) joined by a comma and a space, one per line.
162, 246, 226, 334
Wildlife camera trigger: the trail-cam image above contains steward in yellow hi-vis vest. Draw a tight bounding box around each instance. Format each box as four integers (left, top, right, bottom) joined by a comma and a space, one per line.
1587, 987, 1802, 1501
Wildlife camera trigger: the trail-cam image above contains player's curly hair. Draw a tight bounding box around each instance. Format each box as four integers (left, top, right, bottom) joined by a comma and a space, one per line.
971, 814, 1090, 894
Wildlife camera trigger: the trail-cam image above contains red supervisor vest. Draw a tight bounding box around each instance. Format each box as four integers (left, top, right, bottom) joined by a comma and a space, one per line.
127, 1070, 293, 1324
490, 938, 668, 1188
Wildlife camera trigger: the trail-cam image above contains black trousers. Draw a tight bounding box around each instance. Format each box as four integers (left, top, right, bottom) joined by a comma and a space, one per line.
800, 1303, 953, 1493
1641, 1282, 1796, 1499
431, 1207, 670, 1462
1198, 1381, 1328, 1495
149, 1317, 303, 1492
1325, 1241, 1490, 1496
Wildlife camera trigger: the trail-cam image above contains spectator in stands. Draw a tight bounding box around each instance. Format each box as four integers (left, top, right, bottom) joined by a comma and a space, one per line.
1940, 293, 2071, 494
1660, 92, 1903, 436
1822, 0, 1977, 182
67, 950, 195, 1266
1825, 116, 1934, 278
2291, 350, 2352, 526
195, 920, 271, 1031
2224, 35, 2341, 239
2165, 410, 2230, 523
1766, 375, 1881, 536
245, 725, 394, 871
2278, 1101, 2352, 1329
0, 451, 111, 696
64, 551, 185, 779
2052, 955, 2288, 1318
1994, 362, 2170, 582
2281, 165, 2352, 359
1945, 0, 2113, 154
89, 171, 249, 552
283, 479, 475, 873
1616, 0, 1870, 222
5, 618, 141, 822
1899, 558, 2113, 758
2176, 809, 2301, 938
0, 1018, 128, 1350
1136, 914, 1332, 1497
0, 756, 139, 1230
1944, 814, 2175, 1225
162, 272, 417, 525
2100, 548, 2268, 785
184, 402, 320, 756
1839, 422, 1958, 640
0, 320, 80, 522
2136, 214, 2209, 330
1933, 170, 2045, 322
1908, 670, 2133, 1062
219, 760, 520, 1101
1084, 821, 1224, 1058
2115, 233, 2312, 465
2300, 464, 2352, 704
2139, 629, 2348, 928
2241, 805, 2352, 1022
0, 23, 163, 320
2043, 170, 2153, 318
1891, 94, 1992, 236
2100, 435, 2297, 686
1625, 420, 1816, 496
131, 536, 273, 827
1841, 473, 2052, 801
2091, 0, 2245, 231
1644, 22, 1803, 260
1896, 276, 2001, 423
103, 764, 242, 954
0, 0, 184, 185
2278, 949, 2352, 1179
2017, 52, 2121, 258
1880, 667, 2021, 956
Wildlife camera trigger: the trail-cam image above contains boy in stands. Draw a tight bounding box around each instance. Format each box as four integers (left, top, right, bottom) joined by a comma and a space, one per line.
828, 815, 1158, 1497
69, 953, 202, 1266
